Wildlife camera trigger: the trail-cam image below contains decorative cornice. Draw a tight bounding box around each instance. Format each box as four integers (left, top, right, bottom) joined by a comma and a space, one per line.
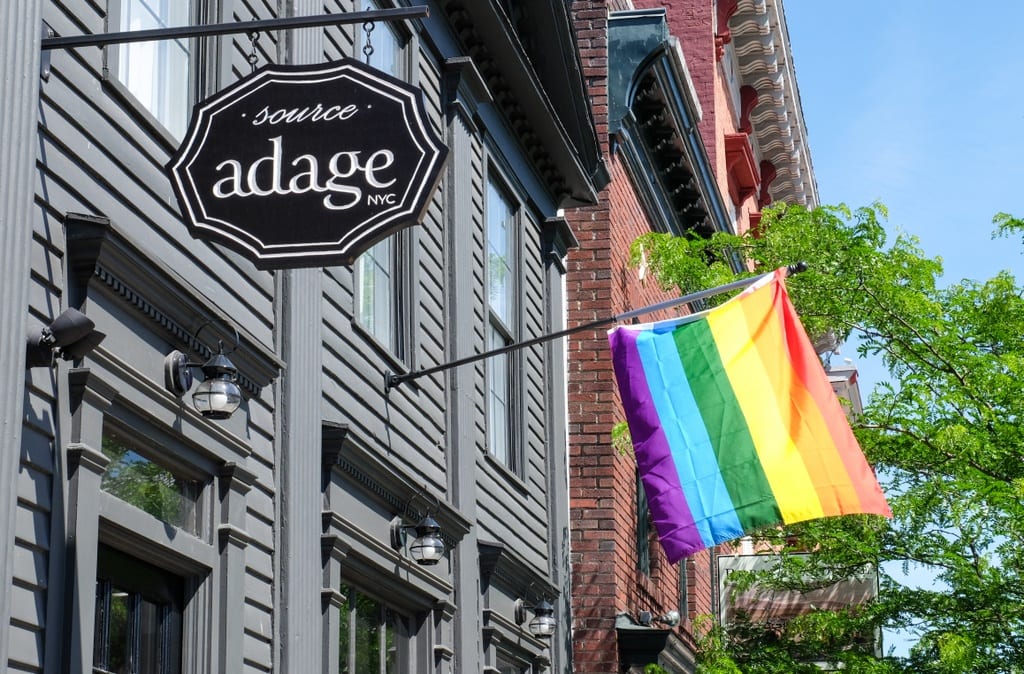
443, 56, 492, 133
322, 423, 472, 547
217, 523, 252, 549
608, 10, 732, 238
724, 133, 759, 204
437, 0, 604, 206
715, 0, 740, 61
320, 518, 352, 565
94, 264, 268, 397
476, 538, 558, 604
64, 213, 281, 399
322, 587, 346, 610
729, 0, 817, 207
541, 216, 578, 272
68, 367, 119, 415
219, 461, 257, 495
482, 607, 551, 654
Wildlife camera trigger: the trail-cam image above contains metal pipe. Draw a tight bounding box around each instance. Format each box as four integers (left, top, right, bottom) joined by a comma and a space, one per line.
41, 6, 428, 50
385, 263, 807, 390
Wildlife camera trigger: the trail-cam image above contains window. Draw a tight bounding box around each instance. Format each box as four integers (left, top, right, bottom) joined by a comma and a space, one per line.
362, 0, 402, 76
636, 471, 651, 576
94, 545, 184, 674
101, 426, 203, 536
486, 176, 518, 471
354, 1, 409, 357
338, 583, 408, 674
355, 237, 406, 358
679, 556, 689, 623
111, 0, 194, 139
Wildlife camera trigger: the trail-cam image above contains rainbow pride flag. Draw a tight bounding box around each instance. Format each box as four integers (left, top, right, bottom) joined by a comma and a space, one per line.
608, 269, 890, 562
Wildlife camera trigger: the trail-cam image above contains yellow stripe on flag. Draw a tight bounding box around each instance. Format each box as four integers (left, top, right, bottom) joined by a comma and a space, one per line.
739, 281, 864, 517
706, 290, 826, 523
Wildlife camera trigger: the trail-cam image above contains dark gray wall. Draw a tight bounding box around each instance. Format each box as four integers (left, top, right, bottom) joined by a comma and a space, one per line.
0, 0, 44, 667
6, 1, 586, 672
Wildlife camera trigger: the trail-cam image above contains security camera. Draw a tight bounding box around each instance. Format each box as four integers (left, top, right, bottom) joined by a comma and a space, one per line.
26, 308, 105, 368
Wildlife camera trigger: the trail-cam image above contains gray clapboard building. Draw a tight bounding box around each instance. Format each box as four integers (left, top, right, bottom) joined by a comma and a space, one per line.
0, 1, 605, 672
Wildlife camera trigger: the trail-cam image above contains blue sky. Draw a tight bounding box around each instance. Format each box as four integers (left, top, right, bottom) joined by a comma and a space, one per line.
784, 2, 1024, 388
785, 1, 1024, 287
782, 2, 1024, 655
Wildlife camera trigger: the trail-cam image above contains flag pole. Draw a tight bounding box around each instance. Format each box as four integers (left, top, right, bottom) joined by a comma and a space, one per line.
384, 263, 807, 391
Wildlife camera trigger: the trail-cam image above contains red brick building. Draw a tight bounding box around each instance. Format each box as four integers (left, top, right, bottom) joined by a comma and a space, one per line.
566, 1, 816, 671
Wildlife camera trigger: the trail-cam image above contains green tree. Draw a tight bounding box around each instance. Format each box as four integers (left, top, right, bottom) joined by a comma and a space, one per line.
631, 204, 1024, 673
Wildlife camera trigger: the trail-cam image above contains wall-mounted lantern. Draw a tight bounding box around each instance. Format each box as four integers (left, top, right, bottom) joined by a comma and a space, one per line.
515, 598, 557, 639
390, 515, 446, 566
26, 307, 105, 368
163, 323, 243, 420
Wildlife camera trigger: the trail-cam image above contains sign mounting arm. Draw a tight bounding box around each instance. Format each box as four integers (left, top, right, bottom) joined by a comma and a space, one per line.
41, 6, 428, 51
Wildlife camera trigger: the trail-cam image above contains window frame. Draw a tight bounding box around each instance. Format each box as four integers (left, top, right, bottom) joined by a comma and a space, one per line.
102, 0, 211, 145
90, 416, 218, 673
352, 1, 415, 363
636, 471, 651, 576
484, 171, 523, 475
354, 232, 413, 363
100, 421, 209, 538
337, 581, 412, 674
93, 544, 185, 674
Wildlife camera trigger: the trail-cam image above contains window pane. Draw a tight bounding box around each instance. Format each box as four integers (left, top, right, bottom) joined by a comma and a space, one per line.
356, 238, 396, 351
497, 655, 526, 674
486, 176, 516, 470
486, 180, 515, 326
384, 608, 398, 674
340, 584, 407, 674
107, 587, 131, 672
137, 597, 163, 673
636, 472, 651, 575
118, 0, 191, 138
488, 326, 510, 467
354, 591, 382, 674
95, 547, 183, 674
365, 0, 401, 77
101, 428, 201, 534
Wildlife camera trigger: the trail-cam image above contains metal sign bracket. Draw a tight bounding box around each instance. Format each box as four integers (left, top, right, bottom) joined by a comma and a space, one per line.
40, 6, 428, 51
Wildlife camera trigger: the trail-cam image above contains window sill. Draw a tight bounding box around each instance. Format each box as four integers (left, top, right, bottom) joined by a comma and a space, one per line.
351, 319, 409, 377
101, 75, 181, 153
481, 450, 529, 495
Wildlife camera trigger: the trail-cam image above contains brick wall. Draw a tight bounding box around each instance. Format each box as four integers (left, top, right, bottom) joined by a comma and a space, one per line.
567, 2, 717, 671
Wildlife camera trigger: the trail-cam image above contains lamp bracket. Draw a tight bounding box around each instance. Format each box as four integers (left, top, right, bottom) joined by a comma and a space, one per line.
189, 319, 240, 360
389, 515, 408, 550
164, 350, 194, 395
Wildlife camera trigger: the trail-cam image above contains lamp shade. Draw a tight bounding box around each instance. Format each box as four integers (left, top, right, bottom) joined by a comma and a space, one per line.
192, 352, 241, 419
529, 599, 556, 638
409, 516, 445, 565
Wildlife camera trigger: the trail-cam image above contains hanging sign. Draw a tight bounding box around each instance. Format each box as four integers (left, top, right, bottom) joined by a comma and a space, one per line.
166, 58, 448, 268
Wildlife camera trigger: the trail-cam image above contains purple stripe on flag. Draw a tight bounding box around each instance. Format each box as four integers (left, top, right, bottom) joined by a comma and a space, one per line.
609, 327, 705, 561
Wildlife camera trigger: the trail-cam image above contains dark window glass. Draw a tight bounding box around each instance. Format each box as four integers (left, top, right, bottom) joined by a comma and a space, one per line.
637, 471, 651, 576
679, 556, 688, 622
497, 654, 528, 674
93, 545, 183, 674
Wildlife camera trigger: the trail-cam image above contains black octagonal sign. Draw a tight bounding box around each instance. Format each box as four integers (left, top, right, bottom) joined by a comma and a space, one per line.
167, 59, 448, 269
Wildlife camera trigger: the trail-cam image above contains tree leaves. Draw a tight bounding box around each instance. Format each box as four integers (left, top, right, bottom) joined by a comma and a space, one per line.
634, 205, 1024, 673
